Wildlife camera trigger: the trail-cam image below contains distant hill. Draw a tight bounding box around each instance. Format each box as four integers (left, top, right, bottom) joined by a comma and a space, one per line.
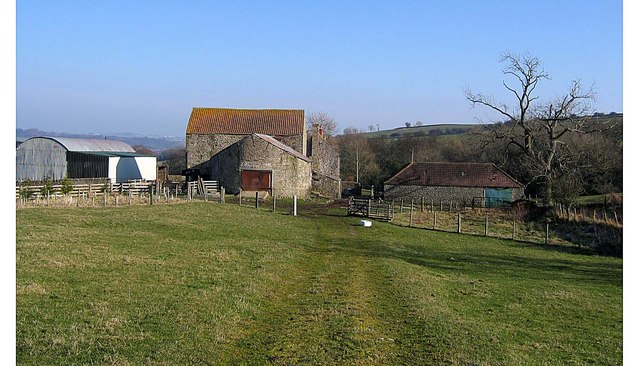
358, 123, 479, 139
16, 128, 185, 152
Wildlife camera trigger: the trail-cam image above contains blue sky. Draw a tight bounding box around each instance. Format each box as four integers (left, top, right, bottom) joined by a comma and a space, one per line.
16, 0, 622, 136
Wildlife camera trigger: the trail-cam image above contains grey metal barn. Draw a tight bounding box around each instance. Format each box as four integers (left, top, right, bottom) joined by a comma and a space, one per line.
16, 137, 157, 183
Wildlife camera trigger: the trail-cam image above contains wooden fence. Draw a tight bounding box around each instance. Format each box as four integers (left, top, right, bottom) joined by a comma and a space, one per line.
16, 180, 152, 199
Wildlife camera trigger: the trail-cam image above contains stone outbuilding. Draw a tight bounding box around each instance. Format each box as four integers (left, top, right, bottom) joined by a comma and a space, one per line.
384, 162, 524, 207
185, 107, 340, 198
204, 134, 311, 198
186, 108, 307, 170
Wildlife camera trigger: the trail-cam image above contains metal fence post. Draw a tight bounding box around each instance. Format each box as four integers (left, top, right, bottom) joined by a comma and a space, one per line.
457, 213, 461, 233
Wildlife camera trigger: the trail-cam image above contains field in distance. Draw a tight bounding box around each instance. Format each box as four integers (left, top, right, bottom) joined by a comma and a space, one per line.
16, 201, 622, 365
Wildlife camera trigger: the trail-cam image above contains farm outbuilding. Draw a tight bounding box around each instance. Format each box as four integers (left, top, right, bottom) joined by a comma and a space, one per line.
202, 133, 312, 198
384, 162, 524, 207
16, 137, 157, 183
185, 107, 340, 198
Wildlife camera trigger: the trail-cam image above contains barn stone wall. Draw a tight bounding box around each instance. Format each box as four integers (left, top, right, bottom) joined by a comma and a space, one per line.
308, 127, 341, 198
384, 185, 525, 205
206, 135, 311, 198
186, 132, 307, 170
186, 134, 244, 170
384, 185, 484, 205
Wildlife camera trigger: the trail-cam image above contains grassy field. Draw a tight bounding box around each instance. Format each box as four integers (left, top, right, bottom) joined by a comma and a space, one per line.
16, 201, 622, 365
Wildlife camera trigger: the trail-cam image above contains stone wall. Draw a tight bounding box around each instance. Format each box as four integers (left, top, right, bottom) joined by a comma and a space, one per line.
207, 135, 311, 198
384, 184, 524, 205
186, 132, 307, 170
308, 125, 341, 198
186, 134, 244, 170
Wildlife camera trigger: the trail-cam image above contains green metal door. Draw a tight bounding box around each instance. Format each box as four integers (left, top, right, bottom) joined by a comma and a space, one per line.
484, 188, 512, 207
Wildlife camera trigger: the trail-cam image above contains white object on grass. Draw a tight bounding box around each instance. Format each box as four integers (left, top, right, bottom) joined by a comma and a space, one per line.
360, 220, 372, 227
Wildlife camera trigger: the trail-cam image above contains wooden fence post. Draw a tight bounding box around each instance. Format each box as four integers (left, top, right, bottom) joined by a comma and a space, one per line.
545, 223, 549, 244
433, 211, 437, 230
103, 192, 107, 207
149, 185, 154, 206
239, 190, 242, 206
457, 213, 461, 233
220, 187, 225, 203
440, 201, 443, 211
420, 196, 424, 212
400, 198, 404, 213
272, 194, 276, 212
512, 219, 516, 240
255, 192, 259, 209
484, 215, 488, 236
409, 199, 414, 227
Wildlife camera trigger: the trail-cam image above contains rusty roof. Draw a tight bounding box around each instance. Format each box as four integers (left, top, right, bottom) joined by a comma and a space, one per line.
253, 134, 311, 162
384, 162, 523, 188
186, 108, 305, 135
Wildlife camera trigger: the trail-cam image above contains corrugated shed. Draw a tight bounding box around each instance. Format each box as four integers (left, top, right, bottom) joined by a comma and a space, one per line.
43, 137, 136, 152
384, 162, 523, 188
254, 134, 311, 162
186, 108, 304, 135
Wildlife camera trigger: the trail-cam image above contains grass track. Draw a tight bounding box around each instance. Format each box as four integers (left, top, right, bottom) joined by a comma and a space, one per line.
16, 202, 622, 365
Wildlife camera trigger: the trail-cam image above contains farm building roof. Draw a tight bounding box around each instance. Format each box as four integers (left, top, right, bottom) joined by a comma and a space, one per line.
27, 137, 136, 153
76, 151, 156, 158
186, 108, 305, 136
384, 162, 523, 188
253, 134, 311, 162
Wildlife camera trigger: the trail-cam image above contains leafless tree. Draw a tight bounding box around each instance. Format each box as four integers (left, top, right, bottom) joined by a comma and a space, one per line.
465, 52, 613, 206
307, 112, 337, 137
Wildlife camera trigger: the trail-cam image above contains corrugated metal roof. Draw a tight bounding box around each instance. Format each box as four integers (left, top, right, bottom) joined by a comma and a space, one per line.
384, 162, 523, 188
254, 134, 311, 162
32, 137, 136, 152
79, 151, 155, 157
186, 108, 305, 135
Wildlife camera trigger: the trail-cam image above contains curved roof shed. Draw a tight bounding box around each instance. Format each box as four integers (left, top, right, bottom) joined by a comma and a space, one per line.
16, 137, 155, 182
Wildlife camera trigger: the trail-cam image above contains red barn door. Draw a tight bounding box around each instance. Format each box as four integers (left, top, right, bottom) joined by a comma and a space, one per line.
241, 170, 271, 191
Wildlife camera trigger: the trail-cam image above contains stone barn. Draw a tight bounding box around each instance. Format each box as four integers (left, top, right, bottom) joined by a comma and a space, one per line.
203, 134, 311, 198
384, 162, 524, 207
16, 136, 157, 183
186, 108, 307, 171
185, 107, 340, 198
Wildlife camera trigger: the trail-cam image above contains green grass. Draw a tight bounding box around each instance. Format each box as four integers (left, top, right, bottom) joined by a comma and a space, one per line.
16, 201, 622, 365
575, 193, 623, 206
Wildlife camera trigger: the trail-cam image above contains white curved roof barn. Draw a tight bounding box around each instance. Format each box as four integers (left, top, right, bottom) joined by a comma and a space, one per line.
16, 136, 156, 182
41, 137, 136, 153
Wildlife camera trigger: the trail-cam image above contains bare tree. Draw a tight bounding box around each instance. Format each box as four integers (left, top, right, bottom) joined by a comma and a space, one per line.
307, 112, 337, 137
465, 52, 611, 206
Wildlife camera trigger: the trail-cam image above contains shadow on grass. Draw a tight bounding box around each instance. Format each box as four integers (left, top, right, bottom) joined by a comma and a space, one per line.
324, 236, 621, 287
296, 211, 622, 287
